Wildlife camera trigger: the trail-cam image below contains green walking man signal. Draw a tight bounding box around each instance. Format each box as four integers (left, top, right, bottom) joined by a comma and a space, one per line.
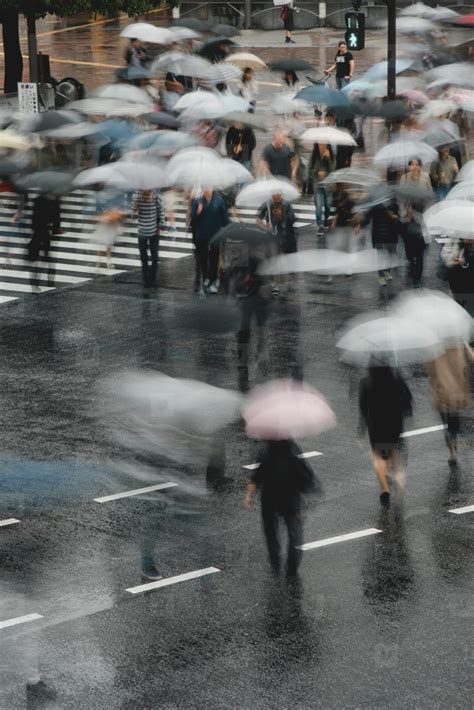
345, 12, 365, 51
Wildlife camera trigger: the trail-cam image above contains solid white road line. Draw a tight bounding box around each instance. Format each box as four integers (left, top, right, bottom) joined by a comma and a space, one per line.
401, 424, 447, 438
0, 283, 55, 293
126, 567, 220, 595
0, 613, 43, 630
298, 527, 382, 551
94, 482, 178, 503
449, 504, 474, 515
243, 450, 322, 470
0, 295, 17, 303
0, 518, 20, 527
0, 268, 89, 284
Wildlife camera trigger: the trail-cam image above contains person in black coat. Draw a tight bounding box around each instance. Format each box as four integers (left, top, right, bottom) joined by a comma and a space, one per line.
361, 198, 400, 286
244, 439, 316, 576
27, 194, 57, 289
358, 363, 412, 508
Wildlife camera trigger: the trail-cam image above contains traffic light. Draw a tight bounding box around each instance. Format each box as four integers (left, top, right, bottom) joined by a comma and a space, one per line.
345, 12, 365, 51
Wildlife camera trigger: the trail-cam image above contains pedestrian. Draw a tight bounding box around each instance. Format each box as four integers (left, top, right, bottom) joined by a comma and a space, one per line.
193, 119, 219, 149
244, 439, 316, 576
399, 157, 433, 196
429, 145, 459, 201
329, 182, 358, 253
401, 207, 428, 288
358, 361, 413, 509
324, 110, 355, 169
190, 187, 229, 295
132, 189, 165, 289
281, 69, 300, 93
280, 3, 295, 44
225, 121, 257, 172
124, 38, 147, 68
360, 198, 400, 287
309, 143, 336, 236
257, 192, 297, 296
442, 238, 474, 316
426, 344, 474, 466
259, 129, 299, 184
239, 66, 258, 111
324, 40, 355, 90
26, 194, 57, 290
92, 188, 126, 272
234, 256, 268, 374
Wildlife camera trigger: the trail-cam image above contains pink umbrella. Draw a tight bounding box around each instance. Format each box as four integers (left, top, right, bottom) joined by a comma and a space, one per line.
398, 89, 429, 105
243, 379, 337, 440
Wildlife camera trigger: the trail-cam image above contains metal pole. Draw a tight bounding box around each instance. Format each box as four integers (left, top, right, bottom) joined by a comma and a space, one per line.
26, 7, 38, 83
244, 0, 252, 29
386, 0, 396, 100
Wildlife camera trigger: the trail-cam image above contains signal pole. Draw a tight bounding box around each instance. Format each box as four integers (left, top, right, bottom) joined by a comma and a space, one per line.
386, 0, 397, 100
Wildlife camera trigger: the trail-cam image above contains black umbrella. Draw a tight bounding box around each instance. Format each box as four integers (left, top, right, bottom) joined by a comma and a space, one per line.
269, 58, 313, 72
210, 222, 270, 247
212, 24, 241, 37
172, 18, 210, 32
141, 112, 180, 129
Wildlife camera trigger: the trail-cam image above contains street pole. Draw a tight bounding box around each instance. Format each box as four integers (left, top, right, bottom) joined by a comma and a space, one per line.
386, 0, 396, 100
26, 7, 38, 83
244, 0, 252, 29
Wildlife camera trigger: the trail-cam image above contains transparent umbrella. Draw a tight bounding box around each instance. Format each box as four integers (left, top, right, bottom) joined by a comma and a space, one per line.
373, 139, 438, 168
299, 126, 357, 146
91, 84, 153, 106
423, 200, 474, 238
258, 248, 398, 276
120, 22, 174, 45
235, 178, 300, 207
150, 52, 211, 78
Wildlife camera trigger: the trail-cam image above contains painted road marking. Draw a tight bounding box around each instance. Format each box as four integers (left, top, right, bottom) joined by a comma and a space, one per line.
449, 504, 474, 515
126, 567, 220, 595
0, 613, 43, 630
401, 424, 446, 438
0, 518, 20, 527
298, 527, 382, 551
243, 450, 323, 470
94, 482, 178, 503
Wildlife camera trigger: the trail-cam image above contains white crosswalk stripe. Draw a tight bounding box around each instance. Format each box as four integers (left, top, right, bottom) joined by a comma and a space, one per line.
0, 190, 315, 306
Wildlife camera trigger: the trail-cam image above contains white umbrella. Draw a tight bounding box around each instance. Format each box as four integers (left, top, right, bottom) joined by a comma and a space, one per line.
219, 94, 251, 113
373, 139, 438, 168
44, 121, 103, 140
73, 160, 168, 190
423, 200, 474, 238
450, 88, 474, 113
173, 90, 210, 112
270, 92, 307, 115
399, 2, 434, 17
363, 58, 415, 81
446, 183, 474, 201
299, 126, 357, 146
171, 26, 202, 41
455, 160, 474, 182
394, 16, 437, 33
427, 63, 474, 88
419, 99, 457, 121
224, 52, 267, 71
0, 129, 41, 151
167, 149, 251, 188
337, 313, 442, 367
150, 52, 211, 77
321, 167, 382, 188
179, 94, 229, 120
91, 84, 152, 106
67, 98, 146, 117
391, 289, 473, 346
258, 248, 398, 276
120, 22, 175, 45
201, 64, 243, 84
236, 178, 300, 207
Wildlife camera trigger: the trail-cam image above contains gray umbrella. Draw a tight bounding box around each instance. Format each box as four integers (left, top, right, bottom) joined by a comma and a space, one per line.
17, 170, 76, 195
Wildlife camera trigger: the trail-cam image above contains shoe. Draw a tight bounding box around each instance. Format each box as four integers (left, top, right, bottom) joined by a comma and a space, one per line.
378, 275, 387, 286
385, 271, 393, 281
203, 278, 210, 288
193, 281, 200, 292
107, 260, 114, 270
208, 283, 218, 294
325, 276, 333, 284
198, 287, 206, 296
26, 680, 58, 702
285, 37, 290, 43
380, 491, 390, 509
141, 566, 162, 581
167, 225, 177, 241
288, 39, 296, 43
317, 226, 324, 237
52, 228, 64, 236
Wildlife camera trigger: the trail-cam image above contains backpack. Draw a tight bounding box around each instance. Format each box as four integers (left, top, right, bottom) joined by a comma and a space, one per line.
280, 5, 289, 21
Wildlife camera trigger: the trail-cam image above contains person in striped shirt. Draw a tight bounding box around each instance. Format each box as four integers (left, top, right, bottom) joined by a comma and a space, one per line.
132, 189, 165, 288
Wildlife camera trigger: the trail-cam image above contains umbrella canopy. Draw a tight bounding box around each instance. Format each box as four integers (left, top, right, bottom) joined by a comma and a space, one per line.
91, 84, 153, 107
172, 18, 209, 32
427, 62, 474, 88
201, 64, 243, 84
299, 126, 357, 146
17, 170, 76, 195
363, 59, 415, 81
423, 200, 474, 238
398, 89, 429, 105
0, 130, 41, 151
116, 65, 151, 82
446, 182, 474, 201
224, 52, 267, 70
452, 13, 474, 27
141, 111, 180, 128
236, 178, 300, 207
171, 26, 202, 41
321, 167, 382, 188
73, 160, 168, 191
67, 98, 146, 117
197, 37, 237, 59
270, 92, 307, 115
394, 16, 437, 32
0, 153, 34, 175
337, 313, 442, 366
341, 79, 373, 96
173, 90, 211, 112
220, 111, 269, 130
93, 118, 141, 143
373, 139, 438, 167
120, 22, 174, 45
243, 380, 337, 441
212, 24, 241, 37
399, 2, 435, 17
19, 109, 82, 134
258, 248, 398, 276
178, 95, 230, 121
210, 222, 271, 246
45, 121, 105, 141
391, 289, 473, 346
269, 58, 313, 72
150, 52, 211, 78
455, 160, 474, 182
295, 85, 350, 107
126, 130, 193, 153
419, 99, 457, 120
167, 148, 251, 188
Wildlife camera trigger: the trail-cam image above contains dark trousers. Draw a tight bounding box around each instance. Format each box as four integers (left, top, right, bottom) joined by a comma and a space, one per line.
28, 230, 55, 286
138, 234, 159, 286
261, 504, 303, 576
404, 239, 425, 287
194, 240, 219, 284
440, 411, 460, 443
50, 198, 61, 232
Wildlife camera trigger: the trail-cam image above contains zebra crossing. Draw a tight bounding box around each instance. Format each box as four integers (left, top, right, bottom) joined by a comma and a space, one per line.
0, 191, 316, 307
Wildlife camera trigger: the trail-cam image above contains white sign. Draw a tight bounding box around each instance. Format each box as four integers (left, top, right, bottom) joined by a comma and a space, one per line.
17, 82, 39, 115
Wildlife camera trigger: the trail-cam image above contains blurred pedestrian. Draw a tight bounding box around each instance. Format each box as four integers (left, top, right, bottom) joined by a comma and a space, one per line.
132, 189, 165, 288
324, 40, 355, 90
280, 3, 295, 44
124, 38, 147, 68
26, 194, 57, 290
281, 69, 300, 93
226, 121, 256, 172
309, 143, 336, 236
92, 188, 126, 272
329, 183, 358, 253
360, 198, 400, 287
257, 192, 297, 295
401, 207, 428, 288
426, 344, 474, 466
429, 145, 459, 201
190, 187, 229, 295
358, 362, 413, 509
234, 256, 268, 373
442, 238, 474, 316
244, 439, 316, 576
259, 130, 298, 184
239, 66, 258, 111
399, 157, 433, 197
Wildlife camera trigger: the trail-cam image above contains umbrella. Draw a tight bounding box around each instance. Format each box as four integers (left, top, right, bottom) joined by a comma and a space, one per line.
420, 123, 460, 148
219, 111, 269, 130
138, 131, 195, 156
243, 379, 337, 441
18, 109, 82, 134
299, 126, 357, 146
0, 130, 41, 151
235, 179, 300, 207
171, 26, 202, 41
423, 200, 474, 238
269, 58, 313, 72
93, 118, 141, 143
337, 313, 442, 366
258, 248, 398, 276
419, 100, 457, 120
212, 24, 241, 37
150, 52, 211, 78
427, 62, 474, 88
120, 23, 174, 45
179, 95, 229, 121
173, 90, 211, 112
446, 182, 474, 201
201, 64, 243, 84
0, 153, 34, 175
398, 89, 429, 105
210, 222, 270, 246
224, 52, 267, 70
270, 93, 307, 115
450, 88, 474, 113
340, 79, 373, 95
73, 160, 168, 191
427, 7, 459, 22
91, 83, 153, 106
67, 98, 146, 117
391, 289, 473, 346
218, 93, 250, 113
141, 111, 180, 128
295, 85, 350, 107
373, 139, 438, 167
452, 14, 474, 28
399, 2, 435, 17
116, 65, 151, 82
455, 160, 474, 182
363, 59, 415, 81
321, 167, 382, 188
172, 18, 209, 32
169, 155, 252, 189
17, 170, 76, 195
394, 16, 437, 32
198, 37, 237, 59
44, 121, 105, 141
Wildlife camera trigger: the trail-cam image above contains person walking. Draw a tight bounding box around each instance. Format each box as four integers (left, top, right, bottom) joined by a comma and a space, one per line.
257, 192, 297, 295
259, 130, 299, 184
401, 207, 428, 288
280, 3, 296, 44
324, 40, 355, 90
360, 198, 400, 287
244, 439, 315, 576
239, 66, 258, 111
132, 189, 165, 289
26, 194, 57, 290
442, 237, 474, 316
124, 38, 147, 69
429, 145, 459, 201
190, 187, 229, 295
226, 121, 256, 172
358, 362, 413, 509
309, 143, 336, 236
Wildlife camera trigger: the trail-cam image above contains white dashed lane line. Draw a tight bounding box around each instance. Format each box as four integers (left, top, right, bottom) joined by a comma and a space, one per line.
126, 567, 220, 595
449, 505, 474, 515
0, 613, 43, 630
298, 528, 382, 551
94, 482, 178, 503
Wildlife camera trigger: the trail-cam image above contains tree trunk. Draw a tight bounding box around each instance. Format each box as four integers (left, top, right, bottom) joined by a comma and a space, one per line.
1, 9, 23, 94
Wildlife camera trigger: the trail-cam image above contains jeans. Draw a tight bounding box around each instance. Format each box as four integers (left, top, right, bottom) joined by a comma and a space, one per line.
138, 233, 159, 286
436, 184, 450, 202
314, 186, 332, 227
336, 77, 350, 91
261, 504, 303, 576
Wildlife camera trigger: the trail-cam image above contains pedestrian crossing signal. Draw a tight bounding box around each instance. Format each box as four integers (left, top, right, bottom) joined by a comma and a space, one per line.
345, 12, 365, 51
